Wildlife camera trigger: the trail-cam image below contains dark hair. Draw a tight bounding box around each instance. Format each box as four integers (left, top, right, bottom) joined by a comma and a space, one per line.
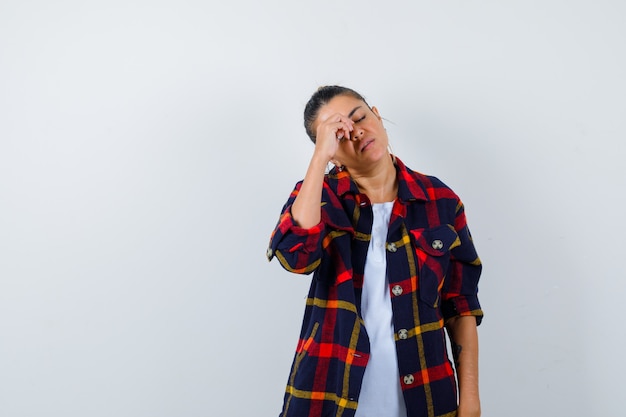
303, 85, 369, 143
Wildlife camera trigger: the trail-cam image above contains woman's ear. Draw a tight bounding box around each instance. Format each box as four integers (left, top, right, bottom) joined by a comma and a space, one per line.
371, 106, 382, 120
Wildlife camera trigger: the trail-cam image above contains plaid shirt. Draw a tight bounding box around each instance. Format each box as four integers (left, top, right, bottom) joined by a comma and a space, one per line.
267, 157, 483, 417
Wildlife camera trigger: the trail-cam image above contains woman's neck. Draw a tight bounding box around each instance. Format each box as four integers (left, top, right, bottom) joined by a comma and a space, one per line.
350, 157, 398, 204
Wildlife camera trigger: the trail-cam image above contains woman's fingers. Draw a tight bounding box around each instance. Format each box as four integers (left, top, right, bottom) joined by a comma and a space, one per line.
331, 115, 354, 141
314, 114, 355, 161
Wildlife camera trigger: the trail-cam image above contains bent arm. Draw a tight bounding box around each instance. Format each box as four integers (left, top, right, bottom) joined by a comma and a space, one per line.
291, 153, 328, 228
292, 111, 354, 228
446, 315, 480, 417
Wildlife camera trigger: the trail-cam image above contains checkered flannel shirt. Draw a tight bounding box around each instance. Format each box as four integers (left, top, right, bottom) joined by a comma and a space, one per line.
267, 157, 483, 417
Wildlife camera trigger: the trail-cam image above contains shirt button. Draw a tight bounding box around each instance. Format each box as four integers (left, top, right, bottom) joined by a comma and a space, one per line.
386, 242, 397, 252
403, 374, 415, 385
392, 285, 403, 296
431, 239, 444, 250
398, 329, 408, 340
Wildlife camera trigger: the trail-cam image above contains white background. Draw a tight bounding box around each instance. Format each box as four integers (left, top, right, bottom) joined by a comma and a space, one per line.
1, 1, 624, 416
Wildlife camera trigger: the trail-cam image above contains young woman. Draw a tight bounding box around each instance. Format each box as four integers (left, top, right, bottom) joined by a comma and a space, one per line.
267, 86, 483, 417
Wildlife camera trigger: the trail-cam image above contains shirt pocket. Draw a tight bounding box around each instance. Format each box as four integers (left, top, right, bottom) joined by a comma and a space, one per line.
409, 225, 460, 308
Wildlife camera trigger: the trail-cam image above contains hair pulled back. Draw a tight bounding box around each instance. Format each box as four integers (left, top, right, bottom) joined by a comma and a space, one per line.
303, 86, 369, 143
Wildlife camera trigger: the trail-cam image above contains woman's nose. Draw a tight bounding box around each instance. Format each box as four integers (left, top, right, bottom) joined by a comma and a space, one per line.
352, 128, 364, 140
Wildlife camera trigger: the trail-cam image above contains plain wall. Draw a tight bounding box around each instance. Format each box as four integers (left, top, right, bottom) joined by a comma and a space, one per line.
1, 1, 624, 416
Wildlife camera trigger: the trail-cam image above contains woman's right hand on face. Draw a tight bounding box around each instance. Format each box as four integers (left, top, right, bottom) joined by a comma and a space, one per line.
313, 113, 354, 163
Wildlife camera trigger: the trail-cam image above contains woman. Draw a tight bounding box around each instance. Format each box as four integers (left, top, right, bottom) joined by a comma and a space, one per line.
267, 86, 483, 417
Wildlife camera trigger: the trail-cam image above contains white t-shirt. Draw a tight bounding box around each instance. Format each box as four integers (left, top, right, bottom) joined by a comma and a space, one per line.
355, 202, 407, 417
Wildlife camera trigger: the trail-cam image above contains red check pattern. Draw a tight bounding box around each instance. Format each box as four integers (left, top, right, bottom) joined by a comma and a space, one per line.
268, 157, 483, 417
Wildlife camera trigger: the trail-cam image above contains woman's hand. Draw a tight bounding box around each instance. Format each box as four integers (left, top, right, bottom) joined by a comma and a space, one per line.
313, 113, 354, 164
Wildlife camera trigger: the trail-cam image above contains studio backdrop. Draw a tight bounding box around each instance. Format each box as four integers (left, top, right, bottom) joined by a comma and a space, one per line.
1, 1, 624, 416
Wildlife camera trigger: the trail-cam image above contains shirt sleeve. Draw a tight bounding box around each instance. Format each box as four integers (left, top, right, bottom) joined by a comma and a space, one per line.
266, 182, 326, 275
441, 200, 484, 325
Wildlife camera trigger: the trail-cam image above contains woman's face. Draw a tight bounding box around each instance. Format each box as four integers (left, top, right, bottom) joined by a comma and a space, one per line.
313, 94, 390, 172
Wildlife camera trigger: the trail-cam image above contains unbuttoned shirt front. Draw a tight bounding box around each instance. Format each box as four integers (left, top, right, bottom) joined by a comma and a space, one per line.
267, 157, 483, 417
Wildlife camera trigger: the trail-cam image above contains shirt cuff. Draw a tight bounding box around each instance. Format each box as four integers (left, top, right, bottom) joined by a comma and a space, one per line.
267, 209, 325, 261
283, 209, 325, 237
442, 295, 484, 326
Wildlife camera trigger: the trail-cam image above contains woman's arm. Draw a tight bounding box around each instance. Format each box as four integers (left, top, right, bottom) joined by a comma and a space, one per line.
290, 153, 330, 228
446, 315, 481, 417
291, 114, 353, 228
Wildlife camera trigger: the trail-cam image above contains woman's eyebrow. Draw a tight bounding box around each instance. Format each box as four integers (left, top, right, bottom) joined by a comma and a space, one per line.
348, 106, 362, 118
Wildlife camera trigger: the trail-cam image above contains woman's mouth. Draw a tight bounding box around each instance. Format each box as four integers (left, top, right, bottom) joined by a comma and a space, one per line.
360, 139, 374, 152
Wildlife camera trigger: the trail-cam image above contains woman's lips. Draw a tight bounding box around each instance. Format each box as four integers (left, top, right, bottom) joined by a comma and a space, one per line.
360, 139, 374, 152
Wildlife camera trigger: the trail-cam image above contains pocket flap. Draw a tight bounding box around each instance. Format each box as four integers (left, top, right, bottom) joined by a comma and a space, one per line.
409, 224, 460, 256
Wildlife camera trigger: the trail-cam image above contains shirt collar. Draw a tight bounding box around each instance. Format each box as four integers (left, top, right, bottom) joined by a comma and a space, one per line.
327, 156, 430, 202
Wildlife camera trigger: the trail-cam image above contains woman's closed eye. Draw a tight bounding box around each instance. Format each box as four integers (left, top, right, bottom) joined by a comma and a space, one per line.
353, 115, 366, 123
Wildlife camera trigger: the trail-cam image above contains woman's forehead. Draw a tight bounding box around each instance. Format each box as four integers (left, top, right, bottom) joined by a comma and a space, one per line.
317, 95, 366, 122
